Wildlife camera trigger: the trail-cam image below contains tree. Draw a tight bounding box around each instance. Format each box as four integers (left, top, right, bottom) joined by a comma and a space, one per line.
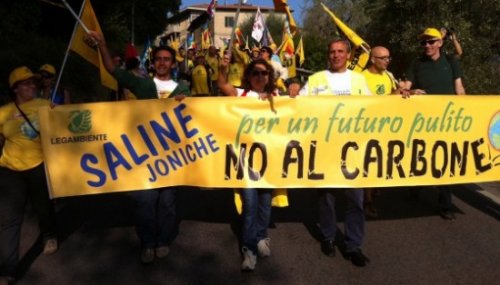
302, 0, 370, 71
301, 0, 499, 94
238, 12, 286, 49
0, 0, 181, 102
363, 0, 500, 94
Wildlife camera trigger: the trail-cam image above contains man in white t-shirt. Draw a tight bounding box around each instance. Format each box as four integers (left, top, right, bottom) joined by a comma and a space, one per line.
290, 39, 371, 267
295, 40, 370, 97
88, 31, 189, 264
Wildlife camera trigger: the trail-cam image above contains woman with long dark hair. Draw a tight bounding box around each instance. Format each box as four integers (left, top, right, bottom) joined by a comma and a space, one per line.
218, 56, 282, 271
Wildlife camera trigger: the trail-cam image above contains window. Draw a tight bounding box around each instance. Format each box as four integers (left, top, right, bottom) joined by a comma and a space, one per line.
224, 16, 235, 28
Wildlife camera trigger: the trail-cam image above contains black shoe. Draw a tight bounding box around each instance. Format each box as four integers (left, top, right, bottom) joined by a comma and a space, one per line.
347, 249, 370, 267
440, 210, 456, 220
321, 239, 335, 257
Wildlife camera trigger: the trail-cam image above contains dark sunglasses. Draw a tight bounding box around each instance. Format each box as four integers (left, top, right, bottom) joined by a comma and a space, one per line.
250, 70, 269, 77
420, 39, 439, 46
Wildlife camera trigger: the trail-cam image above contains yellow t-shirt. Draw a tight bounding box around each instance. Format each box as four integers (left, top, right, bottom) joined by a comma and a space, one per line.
205, 55, 220, 81
191, 65, 210, 96
362, 69, 395, 95
0, 98, 48, 171
228, 62, 245, 88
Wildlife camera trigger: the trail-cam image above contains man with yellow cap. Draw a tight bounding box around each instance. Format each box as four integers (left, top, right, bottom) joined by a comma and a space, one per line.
37, 64, 70, 105
402, 27, 465, 96
401, 27, 466, 221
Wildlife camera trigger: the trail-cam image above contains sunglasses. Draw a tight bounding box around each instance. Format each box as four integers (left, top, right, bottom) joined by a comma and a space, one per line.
250, 70, 269, 77
420, 39, 439, 46
374, 56, 392, 61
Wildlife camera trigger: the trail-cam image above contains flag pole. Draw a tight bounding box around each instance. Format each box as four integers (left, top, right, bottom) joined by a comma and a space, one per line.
225, 0, 243, 80
52, 0, 86, 103
227, 0, 244, 54
60, 0, 90, 33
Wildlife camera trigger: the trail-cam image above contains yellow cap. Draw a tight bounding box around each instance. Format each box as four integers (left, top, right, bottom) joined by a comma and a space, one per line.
9, 66, 35, 88
419, 28, 442, 39
39, 64, 56, 75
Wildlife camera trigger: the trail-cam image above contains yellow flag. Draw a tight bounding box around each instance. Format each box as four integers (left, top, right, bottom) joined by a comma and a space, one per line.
295, 36, 305, 66
279, 29, 296, 78
320, 3, 370, 72
70, 0, 117, 90
201, 27, 212, 50
273, 0, 297, 35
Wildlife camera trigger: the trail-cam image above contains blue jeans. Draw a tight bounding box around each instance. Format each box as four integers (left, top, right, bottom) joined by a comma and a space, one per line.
240, 189, 272, 254
319, 188, 365, 252
130, 188, 176, 249
0, 164, 56, 276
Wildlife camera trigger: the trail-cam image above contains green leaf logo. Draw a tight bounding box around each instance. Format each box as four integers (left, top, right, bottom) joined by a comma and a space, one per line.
68, 110, 92, 133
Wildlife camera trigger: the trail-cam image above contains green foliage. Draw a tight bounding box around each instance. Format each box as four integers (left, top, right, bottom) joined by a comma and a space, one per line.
302, 0, 500, 94
238, 13, 285, 48
302, 0, 370, 71
0, 0, 180, 103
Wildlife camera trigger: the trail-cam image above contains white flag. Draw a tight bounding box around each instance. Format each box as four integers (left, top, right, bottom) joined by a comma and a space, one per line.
251, 7, 265, 42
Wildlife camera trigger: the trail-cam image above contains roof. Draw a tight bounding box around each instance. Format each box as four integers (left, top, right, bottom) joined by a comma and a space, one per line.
166, 3, 289, 24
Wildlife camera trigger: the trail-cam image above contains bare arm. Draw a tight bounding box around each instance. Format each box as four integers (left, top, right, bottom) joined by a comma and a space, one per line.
450, 33, 463, 58
86, 31, 116, 74
455, 78, 466, 95
217, 55, 237, 97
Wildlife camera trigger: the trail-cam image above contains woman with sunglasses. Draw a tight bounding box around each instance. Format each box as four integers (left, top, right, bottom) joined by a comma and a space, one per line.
218, 57, 283, 271
0, 67, 58, 284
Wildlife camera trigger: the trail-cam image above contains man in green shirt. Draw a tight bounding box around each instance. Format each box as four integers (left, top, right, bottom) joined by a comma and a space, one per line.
402, 27, 466, 220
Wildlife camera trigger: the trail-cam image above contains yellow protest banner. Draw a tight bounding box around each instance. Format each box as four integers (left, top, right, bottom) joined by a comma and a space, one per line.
39, 96, 500, 198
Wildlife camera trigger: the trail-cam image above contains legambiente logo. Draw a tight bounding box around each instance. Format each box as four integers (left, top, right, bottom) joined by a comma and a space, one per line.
50, 109, 107, 145
68, 110, 92, 133
489, 111, 500, 151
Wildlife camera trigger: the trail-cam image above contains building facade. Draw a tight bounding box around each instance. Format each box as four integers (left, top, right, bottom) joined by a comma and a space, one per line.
161, 3, 286, 49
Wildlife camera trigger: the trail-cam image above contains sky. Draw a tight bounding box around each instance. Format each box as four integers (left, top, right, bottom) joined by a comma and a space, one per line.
180, 0, 308, 25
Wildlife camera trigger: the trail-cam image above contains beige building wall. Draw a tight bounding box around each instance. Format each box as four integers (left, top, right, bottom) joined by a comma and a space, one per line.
162, 5, 286, 49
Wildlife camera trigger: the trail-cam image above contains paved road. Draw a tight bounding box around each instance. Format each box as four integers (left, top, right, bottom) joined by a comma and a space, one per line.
14, 183, 500, 284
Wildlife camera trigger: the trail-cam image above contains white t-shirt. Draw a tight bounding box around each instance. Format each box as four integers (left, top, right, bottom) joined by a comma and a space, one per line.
236, 88, 269, 100
153, 78, 178, 99
299, 70, 369, 96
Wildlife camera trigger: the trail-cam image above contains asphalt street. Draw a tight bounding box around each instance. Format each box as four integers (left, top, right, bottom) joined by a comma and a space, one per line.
13, 183, 500, 285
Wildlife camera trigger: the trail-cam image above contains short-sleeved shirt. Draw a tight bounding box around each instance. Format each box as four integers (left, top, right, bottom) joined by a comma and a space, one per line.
362, 70, 396, 95
299, 70, 371, 96
228, 62, 245, 88
406, 54, 463, 95
0, 98, 48, 170
205, 55, 220, 81
153, 78, 178, 99
113, 67, 189, 99
191, 65, 210, 96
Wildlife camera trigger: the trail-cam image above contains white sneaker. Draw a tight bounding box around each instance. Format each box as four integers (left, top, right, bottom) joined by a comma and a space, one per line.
42, 238, 58, 255
241, 247, 257, 271
257, 238, 271, 257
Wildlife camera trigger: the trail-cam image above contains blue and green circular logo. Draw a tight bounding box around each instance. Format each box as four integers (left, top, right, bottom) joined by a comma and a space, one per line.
489, 111, 500, 150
